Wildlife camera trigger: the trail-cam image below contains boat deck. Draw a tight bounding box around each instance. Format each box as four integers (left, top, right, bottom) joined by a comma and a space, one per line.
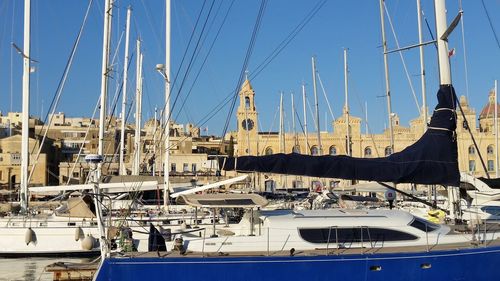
120, 237, 500, 258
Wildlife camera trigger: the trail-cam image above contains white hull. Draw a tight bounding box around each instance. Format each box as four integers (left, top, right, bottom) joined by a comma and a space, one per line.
0, 217, 101, 256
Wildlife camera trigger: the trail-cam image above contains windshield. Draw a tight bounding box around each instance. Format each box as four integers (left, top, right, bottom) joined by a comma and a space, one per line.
409, 216, 439, 232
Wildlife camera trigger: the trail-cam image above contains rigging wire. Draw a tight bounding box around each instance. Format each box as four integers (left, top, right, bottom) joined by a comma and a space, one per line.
143, 0, 324, 163
458, 0, 470, 101
150, 0, 214, 152
316, 72, 335, 120
219, 0, 267, 146
27, 0, 95, 184
481, 0, 500, 51
384, 2, 420, 113
169, 0, 209, 97
249, 0, 326, 80
173, 0, 233, 121
168, 0, 217, 125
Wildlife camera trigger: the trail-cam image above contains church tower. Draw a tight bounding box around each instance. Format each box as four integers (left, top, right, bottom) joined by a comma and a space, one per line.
236, 79, 259, 156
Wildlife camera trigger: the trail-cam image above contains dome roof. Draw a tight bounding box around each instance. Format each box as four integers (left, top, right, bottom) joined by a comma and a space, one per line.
479, 90, 500, 119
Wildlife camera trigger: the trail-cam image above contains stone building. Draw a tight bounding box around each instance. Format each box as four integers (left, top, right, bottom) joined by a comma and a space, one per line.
0, 135, 58, 188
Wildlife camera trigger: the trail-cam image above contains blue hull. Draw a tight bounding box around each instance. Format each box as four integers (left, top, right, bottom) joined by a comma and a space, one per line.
96, 246, 500, 281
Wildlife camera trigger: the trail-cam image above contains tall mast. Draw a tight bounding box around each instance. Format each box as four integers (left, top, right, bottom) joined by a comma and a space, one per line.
435, 0, 455, 218
153, 106, 157, 176
311, 56, 322, 155
344, 49, 351, 156
379, 0, 394, 152
291, 93, 297, 147
417, 0, 428, 132
98, 0, 114, 177
495, 80, 499, 177
164, 0, 171, 208
365, 101, 368, 135
133, 41, 142, 175
302, 83, 309, 154
279, 92, 284, 153
119, 6, 132, 175
20, 0, 31, 213
434, 0, 451, 85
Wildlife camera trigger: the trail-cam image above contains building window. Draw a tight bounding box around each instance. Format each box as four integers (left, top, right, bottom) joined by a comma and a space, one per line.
329, 180, 339, 188
329, 146, 337, 156
385, 146, 392, 156
292, 180, 303, 188
72, 172, 79, 178
469, 160, 476, 172
183, 163, 189, 172
245, 97, 250, 109
191, 164, 197, 173
487, 145, 495, 155
171, 163, 176, 172
468, 145, 476, 155
488, 160, 495, 172
265, 147, 273, 155
311, 146, 319, 156
364, 147, 372, 157
292, 145, 300, 154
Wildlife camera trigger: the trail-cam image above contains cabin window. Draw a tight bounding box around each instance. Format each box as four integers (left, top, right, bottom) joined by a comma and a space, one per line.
298, 227, 418, 244
488, 160, 495, 172
409, 217, 439, 232
329, 146, 337, 156
311, 146, 319, 156
265, 147, 274, 155
487, 145, 494, 155
364, 147, 372, 157
384, 146, 392, 156
468, 160, 476, 172
468, 145, 475, 155
292, 146, 300, 154
481, 206, 500, 216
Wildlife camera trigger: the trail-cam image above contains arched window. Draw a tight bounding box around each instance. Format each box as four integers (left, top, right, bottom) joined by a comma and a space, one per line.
468, 145, 476, 155
487, 145, 494, 155
265, 147, 273, 155
384, 146, 393, 156
292, 145, 300, 154
311, 146, 319, 156
245, 97, 250, 109
364, 147, 372, 157
329, 146, 337, 156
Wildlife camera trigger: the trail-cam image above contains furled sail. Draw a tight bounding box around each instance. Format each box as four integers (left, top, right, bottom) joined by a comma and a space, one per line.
220, 86, 459, 186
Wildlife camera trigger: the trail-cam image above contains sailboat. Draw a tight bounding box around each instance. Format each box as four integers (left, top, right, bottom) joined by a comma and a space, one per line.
93, 1, 500, 280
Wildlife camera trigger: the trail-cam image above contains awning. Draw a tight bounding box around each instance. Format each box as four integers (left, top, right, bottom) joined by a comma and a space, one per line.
175, 193, 268, 208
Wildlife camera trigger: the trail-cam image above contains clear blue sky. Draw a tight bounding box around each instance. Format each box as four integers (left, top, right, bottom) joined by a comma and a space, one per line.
0, 0, 499, 136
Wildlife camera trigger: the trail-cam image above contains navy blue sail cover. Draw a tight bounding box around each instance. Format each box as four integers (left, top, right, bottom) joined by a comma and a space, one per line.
221, 86, 460, 186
